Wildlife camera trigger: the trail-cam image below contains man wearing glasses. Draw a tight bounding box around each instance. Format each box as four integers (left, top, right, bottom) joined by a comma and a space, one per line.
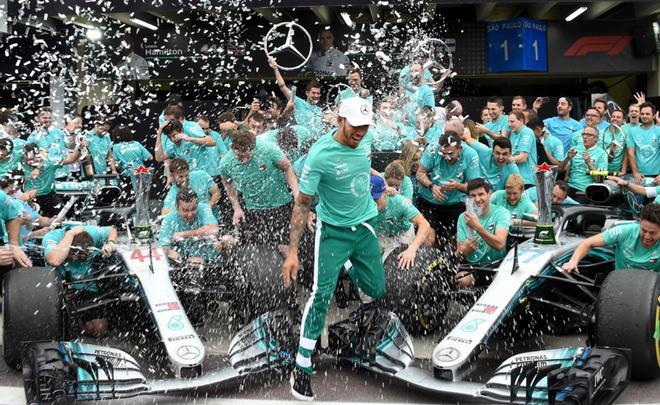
561, 126, 608, 203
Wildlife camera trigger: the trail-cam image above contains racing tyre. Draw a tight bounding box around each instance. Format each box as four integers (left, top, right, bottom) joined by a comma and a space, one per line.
232, 245, 294, 324
379, 246, 454, 335
595, 269, 660, 380
3, 267, 65, 370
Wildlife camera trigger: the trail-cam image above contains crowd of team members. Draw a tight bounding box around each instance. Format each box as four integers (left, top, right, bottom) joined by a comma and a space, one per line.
0, 59, 658, 333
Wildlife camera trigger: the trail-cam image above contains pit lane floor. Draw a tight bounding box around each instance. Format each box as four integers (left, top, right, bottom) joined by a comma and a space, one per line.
1, 302, 659, 404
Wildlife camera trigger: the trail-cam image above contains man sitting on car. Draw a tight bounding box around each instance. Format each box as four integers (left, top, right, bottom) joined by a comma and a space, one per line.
562, 203, 660, 273
456, 178, 512, 287
158, 188, 220, 264
43, 225, 118, 337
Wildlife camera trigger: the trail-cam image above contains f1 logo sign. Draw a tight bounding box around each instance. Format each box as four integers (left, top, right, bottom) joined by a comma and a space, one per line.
564, 36, 633, 57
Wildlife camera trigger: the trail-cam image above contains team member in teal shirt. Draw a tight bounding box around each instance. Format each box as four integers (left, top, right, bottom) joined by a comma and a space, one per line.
608, 175, 660, 205
110, 125, 152, 189
475, 96, 509, 147
162, 158, 220, 220
27, 107, 69, 179
0, 187, 31, 267
383, 161, 414, 200
282, 97, 383, 401
417, 131, 481, 241
463, 134, 519, 191
627, 102, 659, 180
598, 110, 629, 173
507, 111, 537, 186
543, 97, 581, 153
562, 126, 608, 201
491, 174, 538, 225
159, 189, 219, 264
370, 175, 433, 270
219, 130, 298, 245
528, 118, 565, 166
563, 204, 659, 273
457, 179, 512, 287
0, 139, 23, 177
85, 122, 114, 174
260, 125, 314, 165
196, 114, 228, 178
43, 225, 117, 336
570, 108, 607, 149
22, 142, 83, 218
269, 57, 325, 137
401, 62, 435, 129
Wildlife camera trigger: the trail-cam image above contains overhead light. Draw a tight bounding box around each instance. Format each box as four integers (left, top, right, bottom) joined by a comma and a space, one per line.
130, 17, 158, 31
565, 6, 588, 22
340, 12, 355, 29
85, 28, 102, 41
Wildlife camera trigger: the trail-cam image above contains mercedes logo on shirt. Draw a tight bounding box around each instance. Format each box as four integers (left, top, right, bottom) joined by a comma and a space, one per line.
434, 347, 460, 362
177, 345, 201, 360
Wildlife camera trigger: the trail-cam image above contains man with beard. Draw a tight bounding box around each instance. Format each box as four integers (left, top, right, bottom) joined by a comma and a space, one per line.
456, 178, 511, 287
563, 203, 659, 273
490, 174, 538, 226
600, 110, 629, 174
543, 97, 580, 152
475, 96, 509, 147
461, 135, 519, 191
401, 61, 435, 129
161, 158, 220, 220
528, 118, 564, 166
627, 102, 659, 181
282, 97, 382, 401
269, 57, 324, 137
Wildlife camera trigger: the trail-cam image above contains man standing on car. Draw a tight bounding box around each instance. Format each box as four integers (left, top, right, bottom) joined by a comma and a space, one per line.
282, 97, 384, 401
43, 225, 118, 337
563, 203, 659, 273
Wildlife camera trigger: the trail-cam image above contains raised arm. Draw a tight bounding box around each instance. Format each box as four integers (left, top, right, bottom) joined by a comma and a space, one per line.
268, 57, 293, 101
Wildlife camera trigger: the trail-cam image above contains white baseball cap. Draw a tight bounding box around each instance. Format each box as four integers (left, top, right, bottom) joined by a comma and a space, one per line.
338, 97, 374, 127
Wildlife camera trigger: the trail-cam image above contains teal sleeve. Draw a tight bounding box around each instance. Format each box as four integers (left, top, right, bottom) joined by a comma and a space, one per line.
218, 156, 230, 178
400, 176, 413, 199
269, 142, 284, 164
519, 132, 534, 154
42, 229, 63, 257
471, 141, 492, 162
0, 194, 20, 221
602, 224, 630, 245
140, 144, 152, 161
158, 215, 174, 246
298, 157, 321, 196
418, 86, 435, 108
595, 151, 608, 169
185, 122, 206, 138
162, 134, 174, 157
86, 226, 111, 247
464, 148, 481, 181
198, 203, 218, 225
625, 133, 636, 148
420, 146, 436, 172
456, 213, 468, 242
163, 186, 177, 209
496, 210, 512, 231
521, 197, 538, 214
401, 197, 420, 220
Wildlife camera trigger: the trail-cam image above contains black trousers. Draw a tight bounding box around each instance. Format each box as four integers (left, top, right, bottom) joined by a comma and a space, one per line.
243, 201, 293, 246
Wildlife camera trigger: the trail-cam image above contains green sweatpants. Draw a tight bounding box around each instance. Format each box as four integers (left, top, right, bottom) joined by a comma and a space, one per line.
295, 217, 386, 372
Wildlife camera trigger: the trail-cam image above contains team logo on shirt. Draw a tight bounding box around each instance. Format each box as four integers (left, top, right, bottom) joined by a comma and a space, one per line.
350, 173, 370, 197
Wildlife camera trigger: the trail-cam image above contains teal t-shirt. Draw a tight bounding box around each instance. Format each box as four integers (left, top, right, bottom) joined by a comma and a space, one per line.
398, 65, 433, 96
202, 130, 228, 177
602, 222, 659, 272
163, 170, 216, 210
491, 189, 537, 219
598, 125, 628, 173
419, 143, 481, 205
158, 202, 217, 247
567, 144, 608, 192
43, 225, 111, 290
542, 134, 565, 162
294, 96, 323, 137
162, 120, 215, 176
0, 149, 23, 177
375, 194, 419, 237
457, 205, 511, 264
112, 141, 152, 177
218, 139, 291, 210
0, 190, 20, 222
471, 141, 520, 191
24, 159, 60, 196
509, 126, 537, 185
400, 175, 414, 200
484, 114, 509, 147
403, 84, 435, 129
544, 116, 580, 153
626, 125, 659, 176
85, 130, 113, 173
299, 130, 377, 227
261, 125, 314, 164
372, 119, 402, 151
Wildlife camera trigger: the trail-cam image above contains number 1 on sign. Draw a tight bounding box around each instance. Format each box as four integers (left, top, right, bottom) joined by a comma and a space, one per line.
532, 39, 539, 61
500, 40, 509, 61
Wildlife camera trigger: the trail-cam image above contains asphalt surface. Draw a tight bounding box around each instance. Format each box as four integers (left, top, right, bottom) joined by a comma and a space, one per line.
2, 300, 659, 404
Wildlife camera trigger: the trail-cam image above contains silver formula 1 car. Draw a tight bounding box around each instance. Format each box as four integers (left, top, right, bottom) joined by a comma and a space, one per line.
5, 199, 655, 404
